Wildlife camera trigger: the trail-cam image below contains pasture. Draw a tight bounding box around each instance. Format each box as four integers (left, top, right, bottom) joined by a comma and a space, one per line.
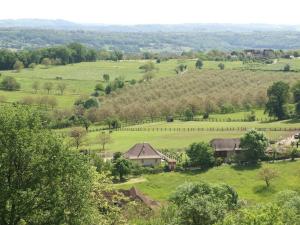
78, 117, 299, 152
117, 160, 300, 203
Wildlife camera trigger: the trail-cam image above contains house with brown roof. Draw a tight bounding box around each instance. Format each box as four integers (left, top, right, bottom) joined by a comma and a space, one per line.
211, 138, 242, 161
124, 143, 176, 170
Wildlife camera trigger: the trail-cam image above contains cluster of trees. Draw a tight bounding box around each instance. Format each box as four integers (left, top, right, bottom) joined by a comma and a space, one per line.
265, 81, 300, 120
137, 183, 300, 225
0, 43, 97, 70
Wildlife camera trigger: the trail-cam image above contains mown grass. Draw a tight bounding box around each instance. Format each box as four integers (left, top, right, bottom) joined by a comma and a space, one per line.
117, 160, 300, 203
76, 116, 298, 152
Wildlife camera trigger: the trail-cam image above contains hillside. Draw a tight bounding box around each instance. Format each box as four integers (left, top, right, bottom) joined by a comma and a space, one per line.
99, 69, 299, 121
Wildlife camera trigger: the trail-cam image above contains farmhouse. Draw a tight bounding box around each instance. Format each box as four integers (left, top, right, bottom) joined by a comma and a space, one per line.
124, 143, 176, 170
211, 138, 242, 160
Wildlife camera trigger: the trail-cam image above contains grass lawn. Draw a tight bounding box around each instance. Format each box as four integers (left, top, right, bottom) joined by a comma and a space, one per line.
117, 160, 300, 203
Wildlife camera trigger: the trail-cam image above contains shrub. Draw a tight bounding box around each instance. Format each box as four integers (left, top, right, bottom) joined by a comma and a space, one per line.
0, 76, 21, 91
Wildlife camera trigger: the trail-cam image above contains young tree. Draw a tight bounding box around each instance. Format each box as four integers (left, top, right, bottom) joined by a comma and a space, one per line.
142, 71, 156, 81
240, 129, 269, 164
43, 82, 53, 94
186, 142, 215, 168
259, 168, 278, 187
283, 64, 291, 71
292, 81, 300, 117
69, 127, 87, 149
139, 61, 157, 73
57, 82, 67, 95
218, 63, 225, 70
1, 76, 21, 91
265, 81, 290, 120
13, 60, 24, 72
28, 63, 36, 70
103, 73, 110, 82
99, 132, 113, 151
41, 57, 52, 68
195, 59, 203, 69
32, 81, 40, 93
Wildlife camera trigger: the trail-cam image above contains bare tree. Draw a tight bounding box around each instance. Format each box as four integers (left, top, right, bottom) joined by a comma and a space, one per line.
99, 132, 112, 151
32, 81, 40, 94
43, 82, 53, 94
57, 83, 67, 95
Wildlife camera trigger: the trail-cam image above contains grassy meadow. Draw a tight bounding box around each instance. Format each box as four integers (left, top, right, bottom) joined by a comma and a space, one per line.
75, 115, 299, 152
1, 58, 299, 108
117, 160, 300, 203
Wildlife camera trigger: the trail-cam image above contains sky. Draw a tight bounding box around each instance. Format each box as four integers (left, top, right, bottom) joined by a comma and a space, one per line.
1, 0, 300, 25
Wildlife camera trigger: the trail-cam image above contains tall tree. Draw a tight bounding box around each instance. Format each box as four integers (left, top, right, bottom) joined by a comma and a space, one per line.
0, 105, 103, 225
265, 81, 290, 120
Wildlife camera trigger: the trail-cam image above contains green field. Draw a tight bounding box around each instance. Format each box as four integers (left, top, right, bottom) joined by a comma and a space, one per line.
117, 160, 300, 203
76, 117, 299, 152
0, 59, 243, 106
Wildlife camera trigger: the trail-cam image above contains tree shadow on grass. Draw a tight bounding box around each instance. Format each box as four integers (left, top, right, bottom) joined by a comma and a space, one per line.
253, 185, 276, 196
178, 167, 210, 175
231, 163, 262, 171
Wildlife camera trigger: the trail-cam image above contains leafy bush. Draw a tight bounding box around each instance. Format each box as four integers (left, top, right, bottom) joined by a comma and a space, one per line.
0, 76, 21, 91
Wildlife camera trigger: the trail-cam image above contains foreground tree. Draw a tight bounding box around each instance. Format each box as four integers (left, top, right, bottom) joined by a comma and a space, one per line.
265, 81, 290, 120
186, 142, 215, 168
240, 130, 269, 163
170, 182, 238, 225
0, 105, 105, 225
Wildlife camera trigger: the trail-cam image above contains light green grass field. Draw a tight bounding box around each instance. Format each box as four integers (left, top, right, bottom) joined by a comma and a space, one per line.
76, 117, 298, 152
117, 161, 300, 203
0, 59, 244, 107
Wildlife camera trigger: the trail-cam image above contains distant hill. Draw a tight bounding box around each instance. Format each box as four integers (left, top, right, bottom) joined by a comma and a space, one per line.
1, 19, 300, 52
1, 19, 300, 32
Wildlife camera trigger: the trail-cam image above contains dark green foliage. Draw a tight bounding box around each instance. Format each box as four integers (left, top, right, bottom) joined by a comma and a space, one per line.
0, 76, 21, 91
218, 63, 225, 70
186, 142, 215, 168
195, 59, 203, 69
265, 81, 290, 120
240, 130, 269, 163
184, 108, 194, 121
112, 157, 132, 181
75, 97, 100, 109
283, 63, 291, 71
0, 43, 97, 70
103, 73, 110, 82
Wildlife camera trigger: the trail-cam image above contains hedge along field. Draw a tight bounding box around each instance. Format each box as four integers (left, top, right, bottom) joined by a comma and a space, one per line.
0, 59, 244, 107
117, 161, 300, 203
